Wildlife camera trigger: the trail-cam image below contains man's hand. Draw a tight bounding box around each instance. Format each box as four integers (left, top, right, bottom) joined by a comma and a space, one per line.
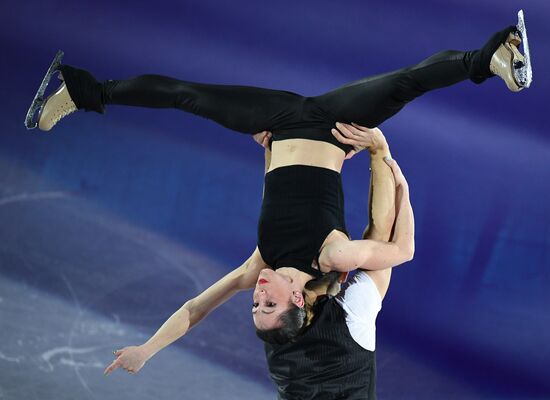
104, 346, 150, 376
253, 131, 272, 149
331, 123, 388, 160
384, 157, 409, 192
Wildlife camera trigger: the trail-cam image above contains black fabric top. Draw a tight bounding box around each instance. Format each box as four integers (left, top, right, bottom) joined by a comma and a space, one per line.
257, 165, 348, 278
272, 128, 354, 155
265, 296, 377, 400
271, 96, 354, 155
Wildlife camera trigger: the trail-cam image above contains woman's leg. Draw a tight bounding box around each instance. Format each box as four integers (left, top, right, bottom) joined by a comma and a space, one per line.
53, 66, 304, 134
313, 26, 517, 127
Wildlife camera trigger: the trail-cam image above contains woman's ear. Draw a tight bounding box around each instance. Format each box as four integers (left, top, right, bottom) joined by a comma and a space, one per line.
292, 291, 305, 308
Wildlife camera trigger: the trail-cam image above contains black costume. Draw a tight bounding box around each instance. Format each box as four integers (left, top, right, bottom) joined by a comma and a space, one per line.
265, 296, 376, 400
56, 26, 515, 276
258, 165, 347, 276
62, 51, 477, 154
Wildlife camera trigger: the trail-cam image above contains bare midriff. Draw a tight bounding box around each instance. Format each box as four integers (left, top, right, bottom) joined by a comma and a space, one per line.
268, 139, 346, 173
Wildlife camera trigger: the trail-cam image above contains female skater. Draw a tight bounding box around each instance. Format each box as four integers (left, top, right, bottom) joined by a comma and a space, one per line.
27, 21, 527, 338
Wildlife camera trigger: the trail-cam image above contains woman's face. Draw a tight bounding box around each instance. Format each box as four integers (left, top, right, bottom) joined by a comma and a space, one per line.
252, 268, 298, 330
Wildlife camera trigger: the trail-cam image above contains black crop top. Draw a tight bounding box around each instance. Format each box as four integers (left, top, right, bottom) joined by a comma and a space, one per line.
272, 127, 354, 154
270, 96, 354, 154
257, 165, 348, 278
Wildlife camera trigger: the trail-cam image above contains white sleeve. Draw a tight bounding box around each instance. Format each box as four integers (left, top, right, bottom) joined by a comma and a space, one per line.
335, 271, 382, 351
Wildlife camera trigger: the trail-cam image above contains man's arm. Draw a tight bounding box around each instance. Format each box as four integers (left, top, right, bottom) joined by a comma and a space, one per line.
252, 130, 272, 175
321, 124, 399, 352
360, 130, 396, 299
324, 125, 415, 273
325, 170, 414, 272
360, 129, 395, 242
104, 248, 267, 375
263, 146, 271, 197
328, 123, 396, 298
331, 122, 397, 244
264, 146, 272, 175
252, 130, 272, 197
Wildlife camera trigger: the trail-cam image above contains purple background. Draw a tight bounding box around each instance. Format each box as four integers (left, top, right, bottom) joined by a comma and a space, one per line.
0, 1, 549, 399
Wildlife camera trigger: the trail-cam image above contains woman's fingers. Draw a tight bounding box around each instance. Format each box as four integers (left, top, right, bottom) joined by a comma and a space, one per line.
104, 359, 138, 376
104, 358, 121, 376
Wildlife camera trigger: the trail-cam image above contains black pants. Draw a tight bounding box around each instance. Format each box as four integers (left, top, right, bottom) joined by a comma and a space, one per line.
100, 50, 473, 135
59, 26, 514, 147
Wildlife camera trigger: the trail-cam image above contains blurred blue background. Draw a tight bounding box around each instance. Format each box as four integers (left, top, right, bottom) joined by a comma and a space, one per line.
0, 1, 549, 399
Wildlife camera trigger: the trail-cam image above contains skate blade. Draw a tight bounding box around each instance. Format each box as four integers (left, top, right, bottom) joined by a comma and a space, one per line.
515, 9, 532, 88
24, 50, 64, 130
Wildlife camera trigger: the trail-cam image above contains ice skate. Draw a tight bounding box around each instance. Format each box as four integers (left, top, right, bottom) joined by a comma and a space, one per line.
36, 82, 77, 131
25, 50, 69, 130
490, 9, 533, 92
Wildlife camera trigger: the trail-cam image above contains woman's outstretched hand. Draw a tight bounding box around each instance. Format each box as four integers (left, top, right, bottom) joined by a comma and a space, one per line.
331, 123, 388, 160
104, 345, 150, 376
253, 130, 272, 149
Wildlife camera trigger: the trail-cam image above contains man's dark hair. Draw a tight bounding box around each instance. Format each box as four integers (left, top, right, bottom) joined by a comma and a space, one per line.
255, 302, 307, 345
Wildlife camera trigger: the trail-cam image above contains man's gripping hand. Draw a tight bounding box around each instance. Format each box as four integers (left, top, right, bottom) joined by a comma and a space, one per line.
252, 131, 272, 149
332, 123, 389, 160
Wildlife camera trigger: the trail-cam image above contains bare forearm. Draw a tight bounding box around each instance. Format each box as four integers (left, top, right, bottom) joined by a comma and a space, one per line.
141, 303, 193, 359
391, 187, 415, 258
363, 148, 395, 242
323, 153, 413, 273
138, 255, 259, 360
104, 251, 264, 376
361, 147, 396, 296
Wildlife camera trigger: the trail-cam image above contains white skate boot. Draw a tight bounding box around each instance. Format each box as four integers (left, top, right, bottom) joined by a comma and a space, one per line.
37, 81, 77, 131
490, 10, 533, 92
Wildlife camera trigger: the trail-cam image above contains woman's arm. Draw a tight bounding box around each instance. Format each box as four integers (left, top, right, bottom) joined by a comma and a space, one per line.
323, 158, 414, 272
104, 248, 267, 375
144, 249, 264, 351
